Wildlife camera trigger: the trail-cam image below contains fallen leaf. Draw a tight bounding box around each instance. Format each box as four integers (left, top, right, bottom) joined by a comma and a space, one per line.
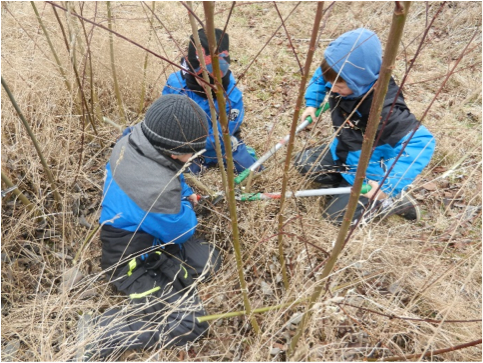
53, 252, 73, 260
422, 182, 437, 191
61, 267, 84, 291
273, 342, 286, 350
78, 289, 97, 300
3, 339, 20, 361
270, 348, 281, 356
260, 281, 273, 296
433, 166, 447, 173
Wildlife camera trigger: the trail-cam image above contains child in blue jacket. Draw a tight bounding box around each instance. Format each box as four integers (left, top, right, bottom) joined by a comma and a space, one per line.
295, 28, 436, 224
162, 28, 260, 174
95, 95, 221, 359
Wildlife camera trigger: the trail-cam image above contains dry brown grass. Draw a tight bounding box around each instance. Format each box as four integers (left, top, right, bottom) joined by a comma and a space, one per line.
1, 2, 481, 362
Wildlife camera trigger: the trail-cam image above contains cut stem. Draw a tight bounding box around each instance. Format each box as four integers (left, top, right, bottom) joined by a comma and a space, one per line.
1, 170, 37, 215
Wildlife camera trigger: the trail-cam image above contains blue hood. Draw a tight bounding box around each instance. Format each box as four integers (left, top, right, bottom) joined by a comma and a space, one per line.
324, 28, 382, 98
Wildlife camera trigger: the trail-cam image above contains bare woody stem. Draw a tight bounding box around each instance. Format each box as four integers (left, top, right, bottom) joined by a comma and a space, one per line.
138, 1, 156, 116
1, 76, 62, 208
197, 298, 307, 323
203, 1, 260, 335
30, 1, 80, 116
187, 2, 228, 192
62, 3, 102, 143
107, 1, 127, 127
288, 2, 412, 358
276, 2, 325, 290
30, 1, 69, 89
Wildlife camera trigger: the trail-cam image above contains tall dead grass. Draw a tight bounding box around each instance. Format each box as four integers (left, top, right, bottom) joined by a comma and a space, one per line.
1, 2, 481, 362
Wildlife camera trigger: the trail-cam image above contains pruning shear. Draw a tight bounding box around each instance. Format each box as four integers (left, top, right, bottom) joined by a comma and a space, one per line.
184, 192, 225, 207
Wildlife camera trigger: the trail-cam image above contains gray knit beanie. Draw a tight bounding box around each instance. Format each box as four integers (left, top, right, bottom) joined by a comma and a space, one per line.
141, 95, 208, 154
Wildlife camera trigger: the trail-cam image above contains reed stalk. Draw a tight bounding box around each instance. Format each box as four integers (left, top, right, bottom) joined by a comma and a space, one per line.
203, 1, 260, 335
287, 2, 412, 358
30, 1, 82, 116
107, 1, 127, 127
137, 1, 156, 117
1, 76, 62, 208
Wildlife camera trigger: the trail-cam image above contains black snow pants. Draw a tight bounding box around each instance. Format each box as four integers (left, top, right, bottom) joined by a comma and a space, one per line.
294, 144, 376, 224
90, 234, 222, 360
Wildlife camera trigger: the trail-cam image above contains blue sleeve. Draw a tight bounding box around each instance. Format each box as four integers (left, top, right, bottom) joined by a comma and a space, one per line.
162, 72, 185, 96
381, 126, 436, 196
140, 201, 197, 244
204, 75, 244, 155
179, 173, 194, 197
305, 67, 328, 108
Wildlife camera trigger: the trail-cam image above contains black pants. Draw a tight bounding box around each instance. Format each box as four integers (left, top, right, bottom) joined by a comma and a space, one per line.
295, 145, 376, 224
92, 236, 222, 360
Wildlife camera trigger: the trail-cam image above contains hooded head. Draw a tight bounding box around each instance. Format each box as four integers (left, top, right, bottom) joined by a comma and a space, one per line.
187, 28, 230, 78
323, 28, 382, 97
181, 28, 232, 98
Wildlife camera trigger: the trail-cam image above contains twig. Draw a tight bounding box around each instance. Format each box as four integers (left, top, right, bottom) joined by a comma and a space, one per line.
187, 1, 228, 192
339, 302, 482, 325
381, 339, 482, 362
273, 1, 303, 74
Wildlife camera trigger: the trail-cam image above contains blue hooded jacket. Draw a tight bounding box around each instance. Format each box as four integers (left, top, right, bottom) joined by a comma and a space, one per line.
304, 28, 435, 196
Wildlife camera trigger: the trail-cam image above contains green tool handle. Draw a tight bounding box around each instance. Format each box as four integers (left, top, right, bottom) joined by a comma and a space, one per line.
238, 193, 262, 201
305, 102, 330, 123
360, 183, 372, 194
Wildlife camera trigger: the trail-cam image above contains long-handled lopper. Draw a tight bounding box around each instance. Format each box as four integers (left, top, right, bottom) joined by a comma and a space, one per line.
186, 184, 371, 202
234, 103, 330, 185
235, 184, 372, 201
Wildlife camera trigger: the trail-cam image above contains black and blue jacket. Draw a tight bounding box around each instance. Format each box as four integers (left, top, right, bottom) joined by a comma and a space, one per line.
305, 28, 435, 196
99, 124, 197, 274
162, 69, 244, 160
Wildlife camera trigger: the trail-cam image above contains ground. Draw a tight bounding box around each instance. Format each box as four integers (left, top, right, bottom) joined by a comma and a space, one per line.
1, 2, 482, 362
